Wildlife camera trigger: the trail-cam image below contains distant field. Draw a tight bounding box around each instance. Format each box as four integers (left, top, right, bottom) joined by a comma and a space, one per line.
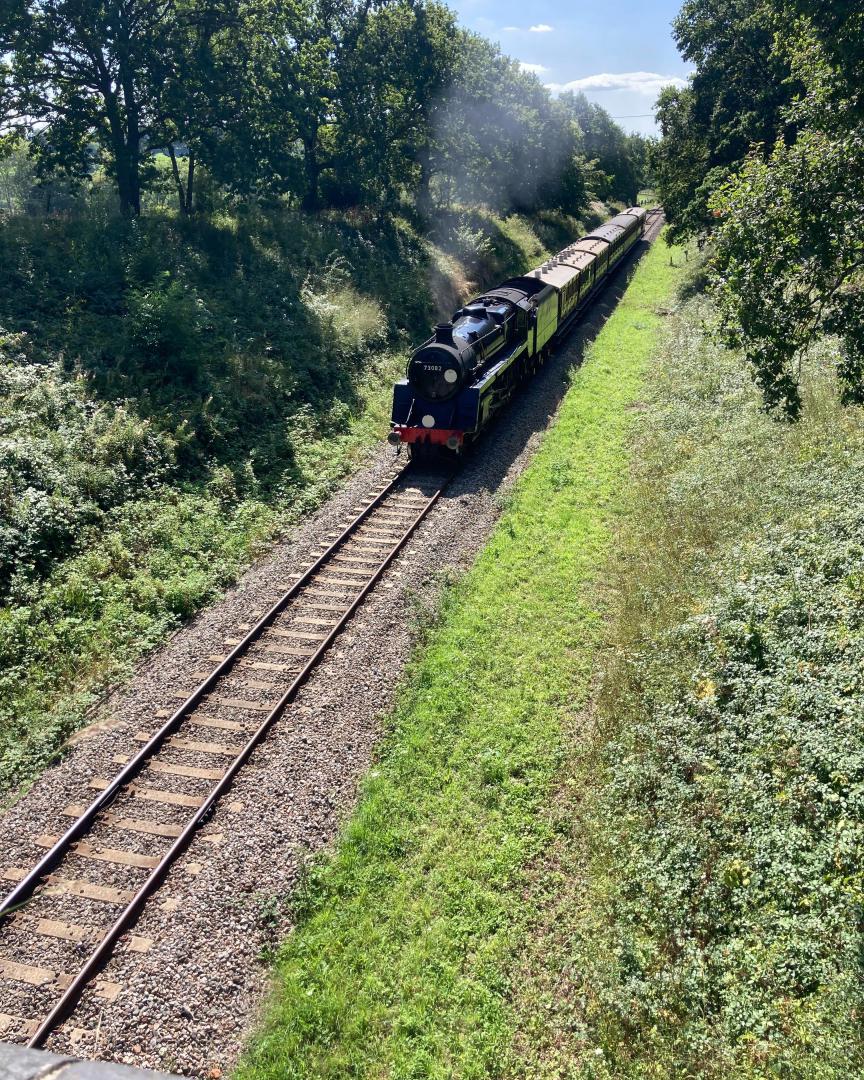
235, 230, 686, 1079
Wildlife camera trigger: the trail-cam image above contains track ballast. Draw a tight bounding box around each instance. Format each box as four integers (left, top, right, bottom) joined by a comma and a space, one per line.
0, 462, 451, 1047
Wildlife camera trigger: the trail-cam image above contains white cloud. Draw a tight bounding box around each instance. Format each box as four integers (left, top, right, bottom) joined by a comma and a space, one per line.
546, 71, 689, 96
520, 62, 549, 74
501, 23, 555, 34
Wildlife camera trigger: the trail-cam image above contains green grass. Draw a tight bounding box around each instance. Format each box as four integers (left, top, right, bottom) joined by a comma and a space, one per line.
235, 233, 687, 1080
509, 275, 864, 1077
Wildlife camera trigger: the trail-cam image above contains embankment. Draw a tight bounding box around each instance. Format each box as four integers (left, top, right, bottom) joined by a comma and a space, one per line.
0, 203, 599, 801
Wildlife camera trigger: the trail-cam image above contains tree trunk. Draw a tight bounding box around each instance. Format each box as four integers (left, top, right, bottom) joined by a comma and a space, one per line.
168, 145, 196, 215
103, 84, 140, 216
168, 144, 189, 215
115, 149, 138, 216
186, 152, 195, 214
117, 45, 141, 214
301, 132, 320, 212
123, 115, 141, 215
416, 145, 433, 218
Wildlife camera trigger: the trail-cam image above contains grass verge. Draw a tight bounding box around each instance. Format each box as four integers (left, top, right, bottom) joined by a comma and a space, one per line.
510, 275, 864, 1076
235, 232, 686, 1079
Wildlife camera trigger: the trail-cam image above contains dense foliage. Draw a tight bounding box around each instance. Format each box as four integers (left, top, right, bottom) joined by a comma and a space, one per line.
0, 208, 410, 469
652, 0, 799, 241
710, 123, 864, 417
0, 329, 172, 594
654, 0, 864, 415
0, 0, 648, 217
513, 271, 864, 1077
602, 474, 864, 1073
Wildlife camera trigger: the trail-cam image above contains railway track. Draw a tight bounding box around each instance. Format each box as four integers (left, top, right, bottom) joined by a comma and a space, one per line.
644, 206, 665, 238
0, 212, 666, 1055
0, 461, 452, 1048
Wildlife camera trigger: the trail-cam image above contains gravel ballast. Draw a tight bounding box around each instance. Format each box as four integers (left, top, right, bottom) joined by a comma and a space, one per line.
0, 223, 662, 1076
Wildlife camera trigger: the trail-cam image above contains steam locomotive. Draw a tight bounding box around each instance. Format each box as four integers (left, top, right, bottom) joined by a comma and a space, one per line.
389, 206, 648, 455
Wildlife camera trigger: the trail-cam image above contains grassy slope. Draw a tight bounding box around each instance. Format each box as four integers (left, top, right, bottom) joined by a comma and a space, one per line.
0, 342, 399, 804
511, 278, 864, 1076
0, 204, 586, 802
235, 233, 685, 1079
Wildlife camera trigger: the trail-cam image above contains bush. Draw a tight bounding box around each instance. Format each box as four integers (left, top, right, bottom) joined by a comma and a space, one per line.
0, 330, 174, 596
127, 274, 214, 384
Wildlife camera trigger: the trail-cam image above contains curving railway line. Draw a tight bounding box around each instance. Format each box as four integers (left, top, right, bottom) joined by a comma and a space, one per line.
0, 207, 664, 1060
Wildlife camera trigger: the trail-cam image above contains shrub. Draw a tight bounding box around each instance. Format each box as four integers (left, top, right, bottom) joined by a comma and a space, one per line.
127, 275, 214, 385
0, 331, 174, 597
517, 277, 864, 1077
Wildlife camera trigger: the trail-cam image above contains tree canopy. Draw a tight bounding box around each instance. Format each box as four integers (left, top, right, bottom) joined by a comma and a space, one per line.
655, 0, 864, 415
0, 0, 648, 218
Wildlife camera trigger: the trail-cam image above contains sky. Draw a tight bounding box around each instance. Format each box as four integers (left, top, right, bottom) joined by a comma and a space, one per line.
447, 0, 691, 136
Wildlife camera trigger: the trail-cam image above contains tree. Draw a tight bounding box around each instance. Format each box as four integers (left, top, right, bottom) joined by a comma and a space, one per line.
709, 18, 864, 415
323, 0, 457, 211
261, 0, 389, 212
426, 39, 590, 215
558, 93, 645, 204
1, 0, 167, 213
0, 0, 249, 215
780, 0, 864, 112
653, 0, 864, 413
149, 0, 252, 215
651, 85, 711, 240
654, 0, 800, 238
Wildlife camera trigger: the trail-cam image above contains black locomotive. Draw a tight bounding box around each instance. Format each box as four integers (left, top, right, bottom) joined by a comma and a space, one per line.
389, 207, 648, 454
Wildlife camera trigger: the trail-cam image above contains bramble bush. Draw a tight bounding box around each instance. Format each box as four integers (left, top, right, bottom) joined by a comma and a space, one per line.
0, 487, 276, 797
591, 465, 864, 1074
0, 330, 175, 597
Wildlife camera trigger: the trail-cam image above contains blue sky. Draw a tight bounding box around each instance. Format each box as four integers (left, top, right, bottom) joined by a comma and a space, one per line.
448, 0, 691, 136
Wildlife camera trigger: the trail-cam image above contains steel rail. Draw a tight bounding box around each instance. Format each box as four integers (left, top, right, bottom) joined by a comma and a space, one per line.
0, 463, 415, 930
4, 210, 665, 1045
19, 467, 452, 1046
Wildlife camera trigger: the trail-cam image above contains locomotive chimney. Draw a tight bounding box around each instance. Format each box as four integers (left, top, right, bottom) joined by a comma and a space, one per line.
434, 323, 454, 345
